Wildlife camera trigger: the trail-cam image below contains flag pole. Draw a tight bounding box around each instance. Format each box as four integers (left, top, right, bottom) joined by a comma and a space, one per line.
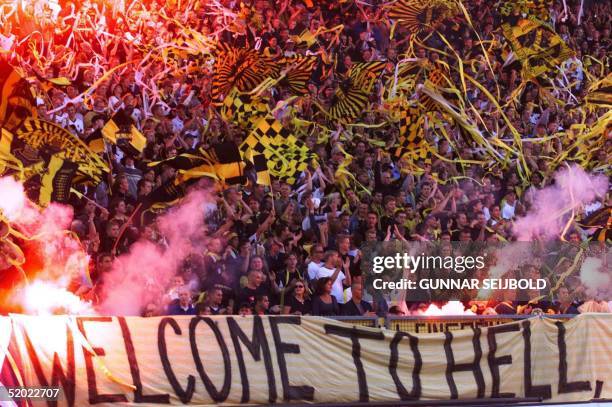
112, 203, 142, 255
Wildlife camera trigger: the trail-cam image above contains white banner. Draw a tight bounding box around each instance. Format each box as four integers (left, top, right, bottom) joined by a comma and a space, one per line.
0, 314, 610, 405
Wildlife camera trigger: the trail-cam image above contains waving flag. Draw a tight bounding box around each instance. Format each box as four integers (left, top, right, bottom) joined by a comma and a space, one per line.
241, 116, 315, 184
328, 62, 386, 120
585, 74, 612, 108
0, 61, 37, 133
393, 104, 427, 160
501, 17, 574, 80
280, 56, 318, 95
221, 88, 268, 129
389, 0, 458, 35
35, 155, 79, 206
102, 109, 147, 154
15, 118, 108, 183
212, 44, 280, 101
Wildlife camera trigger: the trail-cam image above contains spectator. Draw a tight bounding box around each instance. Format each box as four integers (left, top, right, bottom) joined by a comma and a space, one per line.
276, 252, 303, 291
554, 286, 580, 314
238, 303, 253, 316
254, 295, 270, 315
162, 275, 185, 306
235, 269, 268, 311
312, 277, 340, 316
311, 250, 351, 304
202, 287, 227, 315
282, 278, 312, 315
341, 282, 375, 316
166, 286, 196, 315
307, 244, 325, 281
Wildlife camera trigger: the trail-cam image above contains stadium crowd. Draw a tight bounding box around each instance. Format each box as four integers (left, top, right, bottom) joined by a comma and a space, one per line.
0, 0, 609, 317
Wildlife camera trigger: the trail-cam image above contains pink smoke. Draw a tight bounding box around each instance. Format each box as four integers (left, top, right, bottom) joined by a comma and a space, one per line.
513, 165, 608, 241
98, 187, 216, 315
0, 177, 91, 315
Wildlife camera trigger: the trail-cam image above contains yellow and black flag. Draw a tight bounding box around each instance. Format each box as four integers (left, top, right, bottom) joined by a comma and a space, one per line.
139, 180, 188, 217
241, 131, 272, 186
585, 74, 612, 108
35, 154, 79, 206
142, 154, 216, 213
393, 104, 427, 159
16, 118, 108, 182
0, 127, 33, 178
0, 126, 43, 174
221, 88, 268, 129
242, 116, 315, 184
84, 128, 105, 154
280, 56, 318, 95
328, 62, 386, 120
250, 152, 271, 186
251, 116, 294, 143
149, 152, 211, 171
349, 62, 387, 92
210, 141, 247, 186
102, 109, 146, 152
273, 137, 313, 185
140, 143, 245, 215
212, 43, 280, 101
328, 87, 370, 120
388, 0, 458, 35
501, 17, 574, 80
102, 109, 147, 154
0, 60, 38, 133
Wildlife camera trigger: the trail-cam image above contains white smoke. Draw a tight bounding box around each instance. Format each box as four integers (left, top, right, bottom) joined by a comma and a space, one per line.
513, 165, 608, 241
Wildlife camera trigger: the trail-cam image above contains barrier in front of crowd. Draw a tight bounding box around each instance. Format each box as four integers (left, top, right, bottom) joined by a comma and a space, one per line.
328, 314, 577, 333
330, 315, 381, 328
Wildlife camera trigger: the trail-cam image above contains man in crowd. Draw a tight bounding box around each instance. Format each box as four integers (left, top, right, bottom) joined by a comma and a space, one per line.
166, 286, 196, 315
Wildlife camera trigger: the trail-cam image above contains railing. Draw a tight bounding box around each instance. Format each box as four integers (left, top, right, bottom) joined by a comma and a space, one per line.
327, 314, 578, 333
329, 315, 381, 328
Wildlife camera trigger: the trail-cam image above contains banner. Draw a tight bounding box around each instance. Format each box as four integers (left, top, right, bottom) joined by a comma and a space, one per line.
0, 314, 610, 405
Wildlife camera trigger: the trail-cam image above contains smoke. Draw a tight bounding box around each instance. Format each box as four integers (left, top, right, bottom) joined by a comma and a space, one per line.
0, 177, 90, 314
486, 243, 532, 278
23, 281, 96, 316
0, 177, 26, 221
0, 176, 217, 316
580, 256, 611, 298
98, 187, 216, 315
513, 165, 608, 241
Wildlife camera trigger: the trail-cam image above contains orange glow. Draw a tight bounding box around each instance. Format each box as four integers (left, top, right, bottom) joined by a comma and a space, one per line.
420, 301, 475, 316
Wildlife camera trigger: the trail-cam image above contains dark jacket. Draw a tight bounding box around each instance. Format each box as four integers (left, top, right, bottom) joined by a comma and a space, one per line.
166, 302, 196, 315
341, 299, 373, 316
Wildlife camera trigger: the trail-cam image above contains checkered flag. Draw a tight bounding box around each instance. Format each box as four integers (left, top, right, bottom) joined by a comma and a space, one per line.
393, 104, 428, 160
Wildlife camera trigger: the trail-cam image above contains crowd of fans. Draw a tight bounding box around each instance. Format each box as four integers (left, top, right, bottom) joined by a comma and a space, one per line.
0, 0, 609, 317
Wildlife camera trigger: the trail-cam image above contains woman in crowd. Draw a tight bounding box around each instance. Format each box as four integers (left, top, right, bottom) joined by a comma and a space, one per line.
312, 277, 340, 317
283, 278, 312, 315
